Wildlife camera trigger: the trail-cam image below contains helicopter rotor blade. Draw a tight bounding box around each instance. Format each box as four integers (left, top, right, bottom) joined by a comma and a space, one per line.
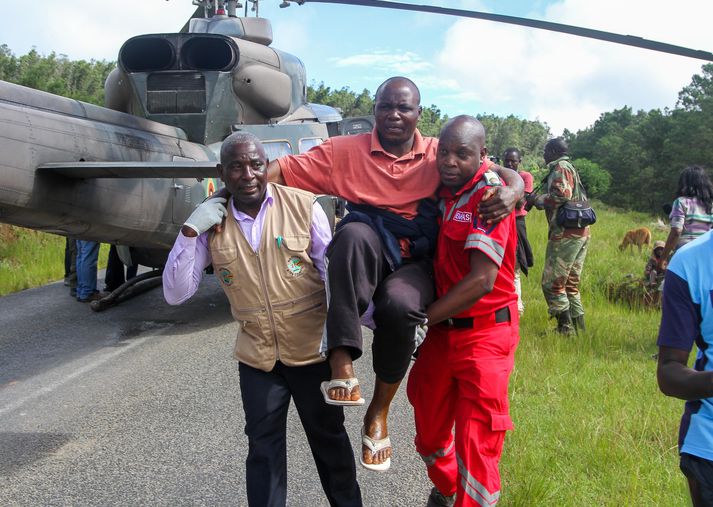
294, 0, 713, 62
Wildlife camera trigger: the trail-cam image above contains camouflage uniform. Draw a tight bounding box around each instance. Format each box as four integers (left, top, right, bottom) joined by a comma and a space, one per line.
535, 156, 590, 319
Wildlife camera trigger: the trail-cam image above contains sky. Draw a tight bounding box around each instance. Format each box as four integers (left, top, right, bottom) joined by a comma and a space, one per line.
1, 0, 711, 135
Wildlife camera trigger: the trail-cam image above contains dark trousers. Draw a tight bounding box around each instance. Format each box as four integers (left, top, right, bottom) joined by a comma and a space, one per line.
64, 238, 77, 287
325, 222, 435, 384
105, 245, 138, 291
239, 361, 362, 507
516, 215, 534, 275
681, 453, 713, 506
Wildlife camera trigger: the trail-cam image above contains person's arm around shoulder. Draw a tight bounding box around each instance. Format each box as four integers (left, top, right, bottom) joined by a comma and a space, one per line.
477, 165, 524, 224
657, 267, 713, 400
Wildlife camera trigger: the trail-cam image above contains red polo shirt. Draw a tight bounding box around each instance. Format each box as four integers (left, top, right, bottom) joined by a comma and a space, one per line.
435, 162, 517, 318
515, 170, 534, 218
278, 129, 440, 219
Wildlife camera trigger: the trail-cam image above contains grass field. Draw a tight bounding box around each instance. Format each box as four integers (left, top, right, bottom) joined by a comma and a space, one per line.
503, 203, 688, 505
0, 206, 690, 504
0, 225, 109, 296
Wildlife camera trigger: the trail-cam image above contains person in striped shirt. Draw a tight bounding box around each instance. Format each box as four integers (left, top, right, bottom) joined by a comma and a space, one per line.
660, 166, 713, 271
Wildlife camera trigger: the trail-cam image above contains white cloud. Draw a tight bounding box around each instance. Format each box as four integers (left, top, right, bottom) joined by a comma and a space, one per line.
435, 0, 713, 134
331, 50, 433, 74
3, 1, 197, 60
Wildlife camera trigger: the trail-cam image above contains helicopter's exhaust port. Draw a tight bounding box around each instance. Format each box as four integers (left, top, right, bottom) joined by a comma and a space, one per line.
181, 37, 237, 71
120, 37, 175, 73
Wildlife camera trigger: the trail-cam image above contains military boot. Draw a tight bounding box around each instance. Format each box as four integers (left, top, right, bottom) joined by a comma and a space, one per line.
556, 310, 575, 335
573, 314, 586, 333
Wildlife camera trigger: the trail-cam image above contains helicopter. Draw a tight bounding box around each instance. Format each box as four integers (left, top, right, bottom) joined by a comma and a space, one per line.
1, 0, 710, 309
0, 0, 357, 308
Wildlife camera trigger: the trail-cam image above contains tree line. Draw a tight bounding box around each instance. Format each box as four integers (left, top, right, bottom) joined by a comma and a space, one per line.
307, 82, 552, 174
565, 64, 713, 213
0, 45, 113, 105
8, 45, 709, 212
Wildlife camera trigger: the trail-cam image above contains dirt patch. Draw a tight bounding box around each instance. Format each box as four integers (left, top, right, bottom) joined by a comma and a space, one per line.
0, 224, 19, 244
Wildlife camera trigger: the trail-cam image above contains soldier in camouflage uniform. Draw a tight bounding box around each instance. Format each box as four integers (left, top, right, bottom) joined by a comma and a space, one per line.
526, 138, 590, 334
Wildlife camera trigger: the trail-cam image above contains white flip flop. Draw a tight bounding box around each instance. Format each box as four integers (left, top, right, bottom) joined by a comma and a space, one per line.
320, 378, 365, 406
360, 426, 391, 472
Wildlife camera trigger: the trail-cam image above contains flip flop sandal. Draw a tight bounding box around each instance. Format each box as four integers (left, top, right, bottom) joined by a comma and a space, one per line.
360, 426, 391, 472
320, 378, 365, 406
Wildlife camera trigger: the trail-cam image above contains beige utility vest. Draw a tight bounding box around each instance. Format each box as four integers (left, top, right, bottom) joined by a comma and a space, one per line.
209, 184, 327, 372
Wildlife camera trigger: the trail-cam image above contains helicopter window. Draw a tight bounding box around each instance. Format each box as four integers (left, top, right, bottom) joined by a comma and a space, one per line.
262, 141, 292, 160
298, 137, 323, 153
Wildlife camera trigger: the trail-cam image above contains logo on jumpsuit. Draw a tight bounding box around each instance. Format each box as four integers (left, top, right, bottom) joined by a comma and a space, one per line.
218, 267, 234, 286
286, 256, 305, 276
453, 210, 472, 223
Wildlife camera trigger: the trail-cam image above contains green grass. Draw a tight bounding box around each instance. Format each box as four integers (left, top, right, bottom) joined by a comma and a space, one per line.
502, 203, 687, 505
0, 225, 109, 296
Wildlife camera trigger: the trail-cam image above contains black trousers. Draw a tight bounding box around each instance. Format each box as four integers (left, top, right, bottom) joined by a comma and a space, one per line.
516, 215, 534, 275
104, 245, 139, 291
681, 453, 713, 506
239, 361, 362, 507
325, 222, 435, 384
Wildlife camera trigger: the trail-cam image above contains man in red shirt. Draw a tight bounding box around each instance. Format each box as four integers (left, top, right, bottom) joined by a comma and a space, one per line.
217, 77, 524, 470
407, 115, 519, 506
504, 147, 534, 315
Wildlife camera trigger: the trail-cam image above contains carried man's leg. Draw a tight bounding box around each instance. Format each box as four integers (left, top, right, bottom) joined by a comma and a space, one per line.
323, 222, 435, 470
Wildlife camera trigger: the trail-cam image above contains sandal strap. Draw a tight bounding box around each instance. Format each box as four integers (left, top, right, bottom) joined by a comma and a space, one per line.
325, 378, 360, 392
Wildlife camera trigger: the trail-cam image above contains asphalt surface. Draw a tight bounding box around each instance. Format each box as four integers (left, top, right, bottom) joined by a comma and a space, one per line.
0, 276, 435, 506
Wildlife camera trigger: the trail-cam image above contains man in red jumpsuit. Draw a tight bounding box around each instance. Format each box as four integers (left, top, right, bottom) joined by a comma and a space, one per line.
407, 115, 519, 506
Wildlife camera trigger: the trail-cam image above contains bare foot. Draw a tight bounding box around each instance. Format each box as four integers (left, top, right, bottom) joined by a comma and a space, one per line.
327, 347, 362, 402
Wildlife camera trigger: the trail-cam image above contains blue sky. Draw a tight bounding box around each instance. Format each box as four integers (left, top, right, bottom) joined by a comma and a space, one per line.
2, 0, 711, 134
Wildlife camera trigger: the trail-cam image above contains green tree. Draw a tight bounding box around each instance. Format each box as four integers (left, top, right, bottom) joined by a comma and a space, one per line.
1, 46, 113, 106
417, 104, 448, 137
571, 158, 611, 198
677, 63, 713, 112
307, 82, 374, 118
478, 114, 550, 170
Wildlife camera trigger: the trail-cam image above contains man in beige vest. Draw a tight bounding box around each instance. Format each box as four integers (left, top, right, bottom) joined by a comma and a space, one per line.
163, 132, 362, 507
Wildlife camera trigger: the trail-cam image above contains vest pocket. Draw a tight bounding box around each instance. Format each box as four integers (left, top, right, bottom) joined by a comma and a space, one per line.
232, 315, 274, 368
279, 235, 311, 281
211, 248, 242, 290
272, 292, 326, 364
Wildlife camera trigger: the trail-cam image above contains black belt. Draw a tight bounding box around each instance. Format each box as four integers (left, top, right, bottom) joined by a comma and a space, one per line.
442, 307, 511, 328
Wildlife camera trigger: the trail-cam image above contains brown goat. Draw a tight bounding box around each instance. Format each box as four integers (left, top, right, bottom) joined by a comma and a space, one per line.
619, 227, 652, 253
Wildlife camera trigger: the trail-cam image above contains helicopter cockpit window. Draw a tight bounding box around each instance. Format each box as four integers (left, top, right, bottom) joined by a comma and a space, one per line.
262, 141, 292, 160
298, 137, 323, 153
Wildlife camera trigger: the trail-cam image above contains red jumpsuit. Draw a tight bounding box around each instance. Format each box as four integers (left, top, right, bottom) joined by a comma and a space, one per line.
407, 163, 519, 506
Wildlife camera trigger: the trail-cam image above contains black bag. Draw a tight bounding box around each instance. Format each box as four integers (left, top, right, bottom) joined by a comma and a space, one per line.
556, 199, 597, 228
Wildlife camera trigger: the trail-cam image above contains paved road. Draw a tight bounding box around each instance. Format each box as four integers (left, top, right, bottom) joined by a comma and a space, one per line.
0, 277, 433, 506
